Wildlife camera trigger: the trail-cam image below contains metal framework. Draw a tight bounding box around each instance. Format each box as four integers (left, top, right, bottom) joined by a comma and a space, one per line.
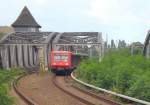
143, 30, 150, 58
0, 32, 104, 69
53, 32, 103, 58
0, 32, 57, 69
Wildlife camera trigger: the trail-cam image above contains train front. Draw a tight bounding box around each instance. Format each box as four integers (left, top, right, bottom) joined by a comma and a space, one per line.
50, 51, 72, 74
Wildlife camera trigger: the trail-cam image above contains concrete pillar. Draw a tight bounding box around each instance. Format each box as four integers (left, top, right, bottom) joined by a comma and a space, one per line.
146, 44, 150, 58
1, 46, 10, 69
22, 45, 25, 67
33, 46, 39, 66
27, 46, 30, 66
47, 44, 51, 68
23, 45, 29, 67
10, 45, 17, 68
29, 46, 34, 66
17, 45, 23, 67
44, 45, 48, 70
32, 46, 35, 65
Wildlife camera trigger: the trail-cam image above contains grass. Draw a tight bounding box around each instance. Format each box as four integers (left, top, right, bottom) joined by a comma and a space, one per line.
0, 68, 25, 105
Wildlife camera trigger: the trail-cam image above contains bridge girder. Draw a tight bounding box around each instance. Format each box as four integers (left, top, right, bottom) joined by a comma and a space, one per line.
0, 32, 104, 69
52, 32, 103, 58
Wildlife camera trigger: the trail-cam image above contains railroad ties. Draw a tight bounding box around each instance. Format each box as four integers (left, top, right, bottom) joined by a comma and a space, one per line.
14, 72, 120, 105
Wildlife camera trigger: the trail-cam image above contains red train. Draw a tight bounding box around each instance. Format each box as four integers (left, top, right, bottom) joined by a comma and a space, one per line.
50, 51, 80, 75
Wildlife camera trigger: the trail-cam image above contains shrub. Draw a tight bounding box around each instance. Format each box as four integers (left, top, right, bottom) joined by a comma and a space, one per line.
76, 48, 150, 102
0, 68, 24, 105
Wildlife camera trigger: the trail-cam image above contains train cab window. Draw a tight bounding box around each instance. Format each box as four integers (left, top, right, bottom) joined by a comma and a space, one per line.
61, 55, 68, 60
54, 54, 68, 62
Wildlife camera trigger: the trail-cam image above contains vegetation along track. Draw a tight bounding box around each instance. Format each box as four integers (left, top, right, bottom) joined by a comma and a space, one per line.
53, 75, 121, 105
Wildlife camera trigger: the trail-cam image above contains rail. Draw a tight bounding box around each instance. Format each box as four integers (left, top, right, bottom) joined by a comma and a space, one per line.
13, 72, 38, 105
71, 73, 150, 105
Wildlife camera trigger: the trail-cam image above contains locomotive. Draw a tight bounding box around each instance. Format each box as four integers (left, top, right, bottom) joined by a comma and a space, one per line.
50, 51, 80, 75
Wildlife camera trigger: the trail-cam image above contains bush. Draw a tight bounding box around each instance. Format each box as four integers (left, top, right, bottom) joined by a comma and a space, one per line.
0, 68, 24, 105
76, 48, 150, 102
126, 71, 150, 101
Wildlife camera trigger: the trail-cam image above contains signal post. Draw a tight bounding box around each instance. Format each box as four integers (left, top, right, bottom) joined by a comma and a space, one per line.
38, 46, 48, 74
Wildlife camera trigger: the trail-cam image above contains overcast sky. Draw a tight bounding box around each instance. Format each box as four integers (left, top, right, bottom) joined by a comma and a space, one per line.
1, 0, 150, 43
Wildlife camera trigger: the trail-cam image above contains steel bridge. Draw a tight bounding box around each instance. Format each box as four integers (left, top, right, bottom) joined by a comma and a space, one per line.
0, 32, 104, 70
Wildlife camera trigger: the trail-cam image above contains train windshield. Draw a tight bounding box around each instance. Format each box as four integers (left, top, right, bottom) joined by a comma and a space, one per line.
54, 54, 68, 61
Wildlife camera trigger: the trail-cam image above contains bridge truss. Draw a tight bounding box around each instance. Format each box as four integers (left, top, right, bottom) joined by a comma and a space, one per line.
0, 32, 104, 70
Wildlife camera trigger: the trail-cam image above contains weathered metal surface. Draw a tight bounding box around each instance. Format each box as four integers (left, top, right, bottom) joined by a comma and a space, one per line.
17, 45, 24, 67
10, 45, 17, 67
1, 46, 10, 69
143, 30, 150, 58
0, 32, 103, 69
28, 46, 34, 66
23, 45, 29, 67
53, 32, 103, 59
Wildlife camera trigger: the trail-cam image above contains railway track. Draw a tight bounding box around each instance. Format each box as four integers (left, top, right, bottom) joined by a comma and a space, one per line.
13, 72, 38, 105
53, 75, 121, 105
65, 76, 122, 104
13, 72, 86, 105
13, 71, 123, 105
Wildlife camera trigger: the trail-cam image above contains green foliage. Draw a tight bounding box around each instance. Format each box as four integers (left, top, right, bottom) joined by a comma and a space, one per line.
76, 48, 150, 102
0, 85, 13, 105
0, 68, 24, 105
126, 72, 150, 101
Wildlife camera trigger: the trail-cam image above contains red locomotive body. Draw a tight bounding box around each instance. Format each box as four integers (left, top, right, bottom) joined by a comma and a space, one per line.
50, 51, 76, 74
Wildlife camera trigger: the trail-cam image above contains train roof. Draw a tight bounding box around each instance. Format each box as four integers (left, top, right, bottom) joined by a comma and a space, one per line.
51, 51, 72, 53
51, 51, 88, 57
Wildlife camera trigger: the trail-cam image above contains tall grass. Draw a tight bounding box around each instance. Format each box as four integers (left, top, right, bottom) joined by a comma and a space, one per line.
0, 68, 24, 105
76, 48, 150, 102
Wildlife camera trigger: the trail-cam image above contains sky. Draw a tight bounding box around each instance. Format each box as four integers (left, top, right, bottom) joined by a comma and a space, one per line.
0, 0, 150, 44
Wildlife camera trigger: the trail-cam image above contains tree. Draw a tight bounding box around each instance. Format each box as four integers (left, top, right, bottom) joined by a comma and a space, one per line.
118, 40, 127, 48
111, 39, 116, 48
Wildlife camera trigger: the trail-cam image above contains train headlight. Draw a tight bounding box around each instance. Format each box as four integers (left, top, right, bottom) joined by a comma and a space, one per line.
53, 63, 56, 65
65, 63, 69, 65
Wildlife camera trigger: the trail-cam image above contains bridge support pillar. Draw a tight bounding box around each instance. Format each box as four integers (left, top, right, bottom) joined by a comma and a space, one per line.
29, 46, 34, 66
17, 45, 24, 68
33, 47, 39, 66
44, 45, 48, 71
47, 44, 52, 69
10, 45, 17, 68
1, 46, 10, 69
23, 45, 29, 68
